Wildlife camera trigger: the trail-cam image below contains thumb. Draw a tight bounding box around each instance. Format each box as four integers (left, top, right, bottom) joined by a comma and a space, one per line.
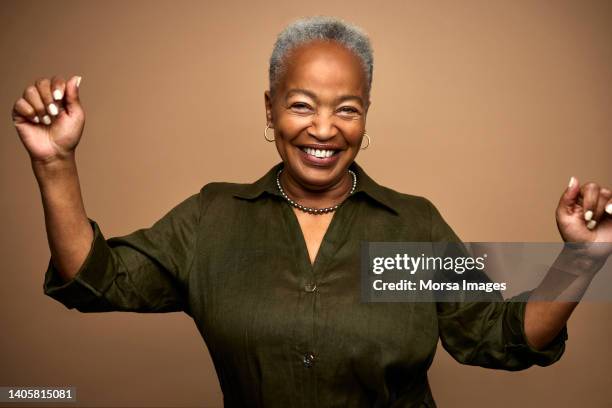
559, 176, 580, 210
64, 75, 82, 115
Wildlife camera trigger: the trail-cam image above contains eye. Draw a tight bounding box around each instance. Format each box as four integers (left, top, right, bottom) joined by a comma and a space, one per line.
290, 103, 312, 112
338, 106, 360, 114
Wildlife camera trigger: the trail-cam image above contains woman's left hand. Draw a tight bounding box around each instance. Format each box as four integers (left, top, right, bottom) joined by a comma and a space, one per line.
556, 177, 612, 261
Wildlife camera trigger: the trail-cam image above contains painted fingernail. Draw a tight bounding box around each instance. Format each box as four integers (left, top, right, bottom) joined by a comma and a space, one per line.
33, 116, 40, 123
584, 210, 593, 221
586, 220, 597, 230
52, 89, 63, 100
48, 103, 58, 116
75, 76, 82, 88
42, 115, 51, 125
606, 203, 612, 215
568, 177, 576, 188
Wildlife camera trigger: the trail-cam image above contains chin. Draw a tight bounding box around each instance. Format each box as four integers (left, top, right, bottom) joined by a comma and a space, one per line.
290, 158, 349, 188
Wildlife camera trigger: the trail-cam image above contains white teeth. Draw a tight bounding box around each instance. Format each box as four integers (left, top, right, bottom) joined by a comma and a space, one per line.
303, 147, 336, 158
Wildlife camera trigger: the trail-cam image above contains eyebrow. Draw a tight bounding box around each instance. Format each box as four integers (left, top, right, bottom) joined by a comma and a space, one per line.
285, 88, 363, 105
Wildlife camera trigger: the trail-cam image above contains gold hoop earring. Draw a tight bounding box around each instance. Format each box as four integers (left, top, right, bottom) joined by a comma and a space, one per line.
361, 132, 371, 150
264, 123, 275, 142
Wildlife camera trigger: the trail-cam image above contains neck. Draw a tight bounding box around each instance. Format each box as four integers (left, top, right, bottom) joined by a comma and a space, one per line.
280, 168, 353, 209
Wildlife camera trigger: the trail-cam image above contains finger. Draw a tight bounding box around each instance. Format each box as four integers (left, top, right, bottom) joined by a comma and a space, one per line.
23, 85, 48, 124
580, 182, 600, 230
35, 77, 60, 118
599, 188, 612, 217
592, 187, 610, 222
559, 176, 580, 211
12, 98, 40, 124
64, 75, 82, 116
50, 75, 66, 102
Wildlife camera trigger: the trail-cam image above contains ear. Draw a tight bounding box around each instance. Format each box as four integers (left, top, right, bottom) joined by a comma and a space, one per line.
264, 90, 274, 126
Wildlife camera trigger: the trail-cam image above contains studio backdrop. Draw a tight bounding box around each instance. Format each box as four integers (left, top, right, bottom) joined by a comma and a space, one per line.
1, 1, 611, 407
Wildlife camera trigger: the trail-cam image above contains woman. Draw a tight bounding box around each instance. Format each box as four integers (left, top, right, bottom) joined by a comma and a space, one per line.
12, 16, 611, 407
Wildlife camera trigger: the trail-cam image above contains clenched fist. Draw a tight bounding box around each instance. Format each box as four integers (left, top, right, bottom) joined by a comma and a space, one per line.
12, 75, 85, 164
556, 177, 612, 261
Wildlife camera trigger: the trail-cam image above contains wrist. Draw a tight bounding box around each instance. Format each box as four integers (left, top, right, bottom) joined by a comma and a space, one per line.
31, 153, 78, 183
556, 245, 605, 277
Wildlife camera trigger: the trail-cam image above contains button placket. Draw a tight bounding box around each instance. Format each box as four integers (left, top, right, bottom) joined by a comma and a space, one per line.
304, 282, 317, 293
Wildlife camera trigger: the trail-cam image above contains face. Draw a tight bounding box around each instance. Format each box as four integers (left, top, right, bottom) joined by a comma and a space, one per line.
264, 40, 370, 191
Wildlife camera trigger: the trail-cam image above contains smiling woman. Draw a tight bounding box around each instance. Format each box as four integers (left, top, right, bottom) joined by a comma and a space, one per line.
12, 14, 612, 408
263, 20, 375, 265
266, 38, 369, 202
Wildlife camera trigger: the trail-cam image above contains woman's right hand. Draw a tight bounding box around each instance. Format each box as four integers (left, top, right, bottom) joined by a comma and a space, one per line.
12, 75, 85, 164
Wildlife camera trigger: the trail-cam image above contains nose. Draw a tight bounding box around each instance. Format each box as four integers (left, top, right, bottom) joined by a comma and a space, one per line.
308, 111, 338, 141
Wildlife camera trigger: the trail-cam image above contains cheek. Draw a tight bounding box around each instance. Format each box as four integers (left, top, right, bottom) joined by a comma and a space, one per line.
338, 121, 365, 145
276, 114, 310, 138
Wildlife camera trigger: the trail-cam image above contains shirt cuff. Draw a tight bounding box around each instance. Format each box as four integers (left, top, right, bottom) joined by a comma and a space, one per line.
503, 290, 568, 367
43, 218, 117, 310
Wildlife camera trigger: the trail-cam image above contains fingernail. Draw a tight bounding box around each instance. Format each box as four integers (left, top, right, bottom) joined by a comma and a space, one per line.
586, 220, 597, 230
606, 204, 612, 215
568, 177, 576, 188
584, 210, 593, 221
52, 89, 63, 100
75, 76, 82, 88
33, 116, 40, 124
42, 115, 51, 125
48, 103, 58, 116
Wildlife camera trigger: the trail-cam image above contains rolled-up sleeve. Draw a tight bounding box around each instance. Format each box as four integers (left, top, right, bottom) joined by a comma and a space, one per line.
44, 218, 118, 312
501, 290, 567, 367
425, 198, 568, 370
436, 290, 568, 370
43, 189, 202, 314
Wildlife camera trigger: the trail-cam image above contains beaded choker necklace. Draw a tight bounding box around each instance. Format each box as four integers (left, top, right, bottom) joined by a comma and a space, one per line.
275, 168, 357, 214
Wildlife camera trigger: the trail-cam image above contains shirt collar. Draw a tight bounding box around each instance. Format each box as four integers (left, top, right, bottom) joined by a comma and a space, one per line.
232, 161, 400, 215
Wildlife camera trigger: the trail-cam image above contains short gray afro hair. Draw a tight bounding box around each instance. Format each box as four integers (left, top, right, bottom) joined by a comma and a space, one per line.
268, 16, 373, 98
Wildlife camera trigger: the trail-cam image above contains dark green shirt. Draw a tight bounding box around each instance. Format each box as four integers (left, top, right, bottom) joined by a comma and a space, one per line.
43, 161, 568, 407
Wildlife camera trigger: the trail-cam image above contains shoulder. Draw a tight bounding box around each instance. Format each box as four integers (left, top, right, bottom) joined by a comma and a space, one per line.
196, 179, 274, 207
353, 162, 437, 219
199, 181, 247, 196
195, 163, 281, 203
196, 181, 255, 204
372, 183, 459, 241
372, 182, 437, 219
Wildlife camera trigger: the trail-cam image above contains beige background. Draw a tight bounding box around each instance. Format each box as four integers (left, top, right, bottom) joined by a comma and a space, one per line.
1, 0, 611, 407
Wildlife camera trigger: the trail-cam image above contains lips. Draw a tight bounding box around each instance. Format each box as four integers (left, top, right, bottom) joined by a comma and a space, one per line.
300, 146, 339, 158
297, 145, 341, 166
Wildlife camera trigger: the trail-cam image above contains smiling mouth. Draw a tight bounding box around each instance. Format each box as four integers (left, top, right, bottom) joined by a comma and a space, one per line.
299, 147, 340, 159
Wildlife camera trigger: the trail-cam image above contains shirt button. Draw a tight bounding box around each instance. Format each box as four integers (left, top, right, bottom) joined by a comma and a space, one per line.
303, 352, 315, 368
304, 282, 317, 293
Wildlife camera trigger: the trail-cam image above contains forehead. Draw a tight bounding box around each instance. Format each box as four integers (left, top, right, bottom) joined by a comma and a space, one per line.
280, 40, 367, 98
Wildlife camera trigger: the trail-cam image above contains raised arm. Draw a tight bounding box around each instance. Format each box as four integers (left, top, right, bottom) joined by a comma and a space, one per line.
524, 176, 612, 349
13, 75, 91, 283
13, 75, 202, 314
